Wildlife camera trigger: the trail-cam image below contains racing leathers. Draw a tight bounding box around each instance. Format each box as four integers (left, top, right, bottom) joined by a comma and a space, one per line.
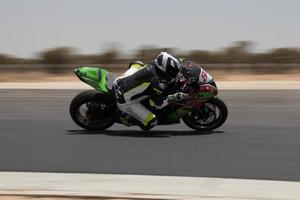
113, 62, 177, 130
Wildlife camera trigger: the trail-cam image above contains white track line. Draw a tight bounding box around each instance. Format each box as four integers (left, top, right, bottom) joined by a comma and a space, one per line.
0, 81, 300, 90
0, 172, 300, 200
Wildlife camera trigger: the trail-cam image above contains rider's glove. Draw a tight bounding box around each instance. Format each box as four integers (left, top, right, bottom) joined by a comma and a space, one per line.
168, 92, 188, 102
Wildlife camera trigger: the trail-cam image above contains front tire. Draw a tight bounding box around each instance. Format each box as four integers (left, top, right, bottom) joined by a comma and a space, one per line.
182, 97, 228, 132
69, 90, 116, 131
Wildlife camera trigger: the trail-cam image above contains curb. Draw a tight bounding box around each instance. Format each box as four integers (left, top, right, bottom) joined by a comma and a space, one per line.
1, 172, 300, 200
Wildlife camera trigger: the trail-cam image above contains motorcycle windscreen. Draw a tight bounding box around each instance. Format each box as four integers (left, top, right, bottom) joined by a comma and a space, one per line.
182, 62, 213, 84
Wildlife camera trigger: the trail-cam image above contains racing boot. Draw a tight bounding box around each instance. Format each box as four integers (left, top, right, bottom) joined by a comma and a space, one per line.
140, 115, 157, 131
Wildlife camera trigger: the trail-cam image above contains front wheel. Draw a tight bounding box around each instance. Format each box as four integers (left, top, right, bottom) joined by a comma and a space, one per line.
182, 97, 228, 132
69, 90, 116, 131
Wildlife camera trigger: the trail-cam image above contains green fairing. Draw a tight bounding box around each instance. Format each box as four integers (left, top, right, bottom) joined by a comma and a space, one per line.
166, 107, 189, 121
99, 69, 108, 92
74, 67, 109, 93
193, 92, 214, 99
174, 107, 189, 118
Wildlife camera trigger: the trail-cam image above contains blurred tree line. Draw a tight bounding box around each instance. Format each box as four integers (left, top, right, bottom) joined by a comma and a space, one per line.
1, 41, 300, 64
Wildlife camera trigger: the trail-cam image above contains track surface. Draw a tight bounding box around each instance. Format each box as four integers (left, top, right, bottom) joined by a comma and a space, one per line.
0, 89, 299, 181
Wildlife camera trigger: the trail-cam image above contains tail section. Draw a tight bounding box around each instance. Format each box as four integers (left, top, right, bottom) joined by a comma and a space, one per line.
74, 67, 117, 92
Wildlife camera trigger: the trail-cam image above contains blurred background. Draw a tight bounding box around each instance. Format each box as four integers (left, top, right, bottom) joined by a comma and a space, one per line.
1, 2, 300, 195
0, 0, 299, 81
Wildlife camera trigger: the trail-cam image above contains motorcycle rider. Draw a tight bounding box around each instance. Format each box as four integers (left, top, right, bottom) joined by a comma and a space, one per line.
113, 52, 183, 130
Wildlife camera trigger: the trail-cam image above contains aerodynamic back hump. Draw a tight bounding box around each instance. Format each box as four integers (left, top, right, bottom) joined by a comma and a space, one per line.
74, 67, 117, 92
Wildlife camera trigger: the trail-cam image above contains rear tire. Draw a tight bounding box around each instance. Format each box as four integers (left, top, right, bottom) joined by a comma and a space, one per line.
69, 90, 116, 131
182, 97, 228, 133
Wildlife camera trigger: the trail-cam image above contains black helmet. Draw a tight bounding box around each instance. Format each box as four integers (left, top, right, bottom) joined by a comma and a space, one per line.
154, 52, 182, 79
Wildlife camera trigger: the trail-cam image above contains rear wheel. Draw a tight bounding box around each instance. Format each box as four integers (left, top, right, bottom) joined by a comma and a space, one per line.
69, 90, 116, 131
182, 97, 228, 133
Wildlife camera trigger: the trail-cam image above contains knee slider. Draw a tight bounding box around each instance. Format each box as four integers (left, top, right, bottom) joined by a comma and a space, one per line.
143, 114, 157, 130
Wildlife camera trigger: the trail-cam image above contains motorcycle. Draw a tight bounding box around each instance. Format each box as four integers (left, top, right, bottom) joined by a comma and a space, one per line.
69, 64, 228, 132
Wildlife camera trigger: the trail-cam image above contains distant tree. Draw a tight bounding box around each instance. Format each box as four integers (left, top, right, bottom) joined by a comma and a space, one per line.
223, 41, 253, 63
135, 46, 176, 63
38, 47, 75, 73
0, 54, 9, 64
249, 53, 270, 63
40, 47, 75, 64
97, 49, 119, 64
185, 50, 212, 63
1, 42, 300, 67
269, 48, 300, 63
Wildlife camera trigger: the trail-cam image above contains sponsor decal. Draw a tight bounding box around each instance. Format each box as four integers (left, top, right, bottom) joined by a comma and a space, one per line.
200, 70, 208, 83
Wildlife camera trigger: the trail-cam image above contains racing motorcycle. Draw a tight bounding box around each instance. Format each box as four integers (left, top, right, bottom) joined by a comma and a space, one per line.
69, 63, 228, 132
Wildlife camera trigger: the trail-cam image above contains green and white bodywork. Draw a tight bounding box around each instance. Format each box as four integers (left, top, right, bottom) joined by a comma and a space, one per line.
74, 67, 117, 93
71, 64, 227, 131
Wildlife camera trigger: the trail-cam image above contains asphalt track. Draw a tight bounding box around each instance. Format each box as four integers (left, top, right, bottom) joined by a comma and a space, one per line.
0, 89, 299, 181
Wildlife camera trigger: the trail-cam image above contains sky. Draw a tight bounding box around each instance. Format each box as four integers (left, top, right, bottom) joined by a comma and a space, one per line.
0, 0, 299, 58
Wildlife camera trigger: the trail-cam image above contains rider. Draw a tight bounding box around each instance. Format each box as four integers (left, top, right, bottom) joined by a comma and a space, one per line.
113, 52, 183, 130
